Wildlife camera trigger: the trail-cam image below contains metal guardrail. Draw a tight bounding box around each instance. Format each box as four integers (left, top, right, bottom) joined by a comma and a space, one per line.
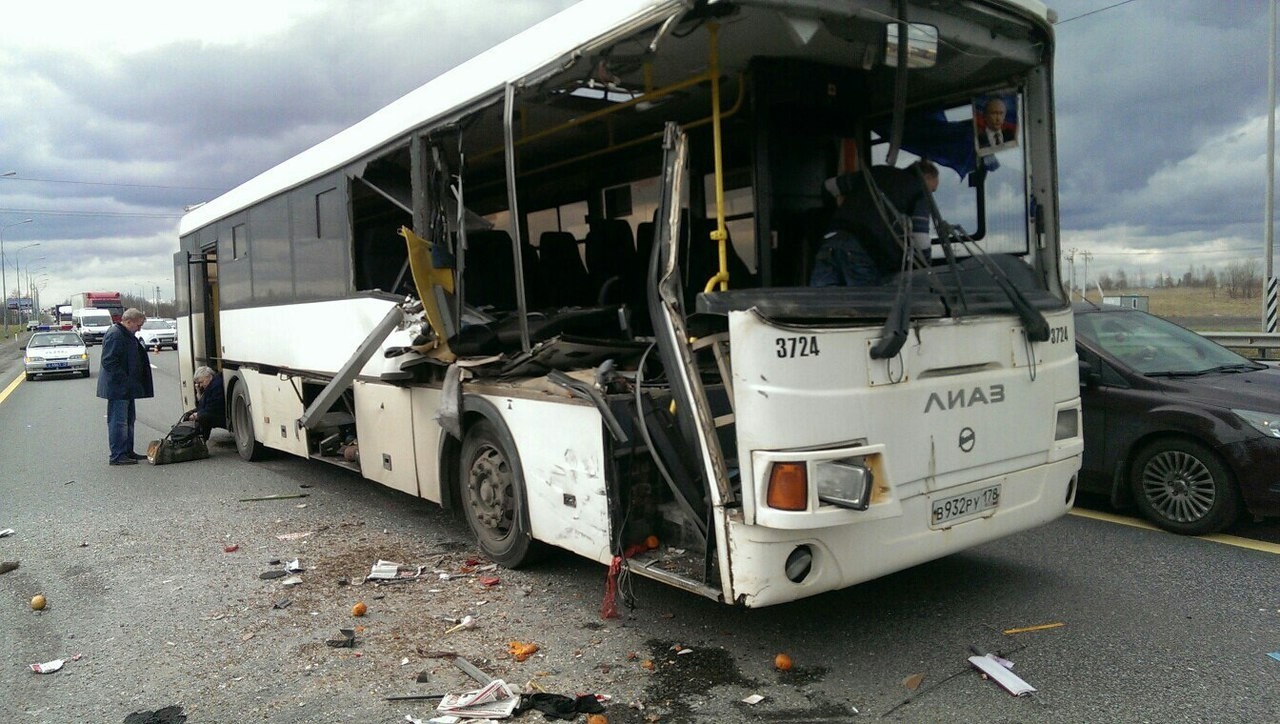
1198, 331, 1280, 360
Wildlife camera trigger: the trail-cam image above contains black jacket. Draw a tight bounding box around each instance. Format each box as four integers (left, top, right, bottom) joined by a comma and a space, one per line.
828, 165, 931, 274
194, 374, 226, 429
95, 323, 154, 401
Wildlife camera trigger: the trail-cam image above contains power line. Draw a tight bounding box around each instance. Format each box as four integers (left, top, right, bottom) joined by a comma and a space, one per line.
0, 176, 225, 193
1057, 0, 1141, 25
0, 207, 182, 219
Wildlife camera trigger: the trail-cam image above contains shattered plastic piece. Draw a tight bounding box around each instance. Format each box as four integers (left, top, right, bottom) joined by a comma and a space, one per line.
0, 528, 14, 537
903, 673, 924, 691
508, 641, 539, 662
276, 531, 313, 541
478, 575, 500, 587
29, 659, 64, 674
742, 694, 765, 705
326, 629, 356, 648
968, 654, 1036, 696
0, 561, 18, 575
444, 615, 476, 634
273, 599, 292, 610
1269, 652, 1280, 663
286, 559, 304, 573
223, 544, 239, 553
367, 559, 426, 581
281, 576, 303, 586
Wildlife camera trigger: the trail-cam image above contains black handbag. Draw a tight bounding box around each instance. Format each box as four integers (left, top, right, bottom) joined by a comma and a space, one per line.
147, 417, 210, 465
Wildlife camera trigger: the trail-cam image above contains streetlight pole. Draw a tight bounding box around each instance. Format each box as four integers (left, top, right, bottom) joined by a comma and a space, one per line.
13, 244, 42, 327
0, 217, 33, 337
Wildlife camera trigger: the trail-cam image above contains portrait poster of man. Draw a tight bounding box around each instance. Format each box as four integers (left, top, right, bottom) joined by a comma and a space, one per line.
973, 92, 1018, 156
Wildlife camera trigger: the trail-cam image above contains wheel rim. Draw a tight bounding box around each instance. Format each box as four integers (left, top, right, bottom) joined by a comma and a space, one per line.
1140, 450, 1216, 523
466, 443, 515, 546
232, 393, 251, 452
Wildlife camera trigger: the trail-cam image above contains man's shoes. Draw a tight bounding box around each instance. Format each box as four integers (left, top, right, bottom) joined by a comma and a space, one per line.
129, 452, 147, 460
109, 458, 138, 466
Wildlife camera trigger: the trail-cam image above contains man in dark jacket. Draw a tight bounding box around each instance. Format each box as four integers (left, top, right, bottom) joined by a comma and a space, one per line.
185, 366, 226, 441
810, 159, 939, 287
96, 308, 154, 465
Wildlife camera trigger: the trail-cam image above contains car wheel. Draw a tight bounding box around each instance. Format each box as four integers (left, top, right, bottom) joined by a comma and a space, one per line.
24, 373, 33, 381
230, 383, 267, 462
82, 370, 91, 378
460, 420, 545, 567
1130, 438, 1240, 535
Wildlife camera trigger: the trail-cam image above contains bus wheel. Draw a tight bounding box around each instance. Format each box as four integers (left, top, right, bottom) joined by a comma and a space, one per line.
460, 420, 544, 567
230, 383, 266, 462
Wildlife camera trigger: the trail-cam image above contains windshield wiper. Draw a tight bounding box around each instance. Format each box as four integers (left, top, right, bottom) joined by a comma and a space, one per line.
1146, 363, 1260, 378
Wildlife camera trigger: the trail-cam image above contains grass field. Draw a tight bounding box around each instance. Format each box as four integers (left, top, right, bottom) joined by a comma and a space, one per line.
1079, 287, 1269, 331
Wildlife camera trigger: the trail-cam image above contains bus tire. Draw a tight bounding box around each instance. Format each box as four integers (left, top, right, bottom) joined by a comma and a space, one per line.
230, 383, 267, 462
460, 420, 545, 568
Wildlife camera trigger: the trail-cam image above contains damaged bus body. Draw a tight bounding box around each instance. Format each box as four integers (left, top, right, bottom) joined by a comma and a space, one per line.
176, 0, 1082, 607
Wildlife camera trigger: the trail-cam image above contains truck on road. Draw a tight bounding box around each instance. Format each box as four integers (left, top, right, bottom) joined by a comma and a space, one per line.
70, 291, 124, 323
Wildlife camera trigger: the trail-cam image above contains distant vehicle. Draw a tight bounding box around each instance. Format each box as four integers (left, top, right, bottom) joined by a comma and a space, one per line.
137, 319, 178, 351
161, 318, 177, 329
23, 331, 91, 381
26, 321, 38, 331
1075, 303, 1280, 534
57, 305, 74, 330
70, 291, 124, 323
72, 308, 114, 345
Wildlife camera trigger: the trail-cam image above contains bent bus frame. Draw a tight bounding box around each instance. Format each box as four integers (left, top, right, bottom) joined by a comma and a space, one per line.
176, 0, 1083, 607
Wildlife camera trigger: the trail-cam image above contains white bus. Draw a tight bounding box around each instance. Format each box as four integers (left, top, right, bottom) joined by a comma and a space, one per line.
176, 0, 1082, 607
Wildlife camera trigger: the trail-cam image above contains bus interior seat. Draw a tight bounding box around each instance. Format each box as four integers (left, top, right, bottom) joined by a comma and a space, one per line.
462, 229, 518, 311
585, 218, 637, 305
519, 237, 546, 309
682, 217, 754, 309
538, 231, 593, 307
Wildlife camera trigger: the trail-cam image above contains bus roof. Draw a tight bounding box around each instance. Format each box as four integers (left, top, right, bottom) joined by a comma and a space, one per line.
179, 0, 1053, 236
180, 0, 681, 236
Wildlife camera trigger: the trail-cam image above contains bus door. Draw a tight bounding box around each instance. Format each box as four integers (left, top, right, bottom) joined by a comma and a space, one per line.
178, 248, 220, 409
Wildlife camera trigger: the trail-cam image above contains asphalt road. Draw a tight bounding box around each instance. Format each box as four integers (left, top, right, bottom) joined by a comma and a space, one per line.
1, 336, 1277, 723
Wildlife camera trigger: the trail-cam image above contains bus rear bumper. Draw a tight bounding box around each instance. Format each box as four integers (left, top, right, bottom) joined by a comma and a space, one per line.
724, 458, 1079, 607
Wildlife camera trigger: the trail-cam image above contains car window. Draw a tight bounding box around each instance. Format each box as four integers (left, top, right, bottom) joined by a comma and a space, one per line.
32, 335, 75, 347
1077, 309, 1254, 375
141, 320, 167, 330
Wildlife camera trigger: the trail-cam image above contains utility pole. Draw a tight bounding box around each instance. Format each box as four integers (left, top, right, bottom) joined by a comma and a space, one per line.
1065, 248, 1077, 300
1081, 251, 1093, 299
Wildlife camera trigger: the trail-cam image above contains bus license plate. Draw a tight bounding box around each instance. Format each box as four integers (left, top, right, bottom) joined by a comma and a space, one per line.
930, 485, 1001, 528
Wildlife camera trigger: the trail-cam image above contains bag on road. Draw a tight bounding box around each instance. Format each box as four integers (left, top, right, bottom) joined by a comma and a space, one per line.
147, 417, 209, 465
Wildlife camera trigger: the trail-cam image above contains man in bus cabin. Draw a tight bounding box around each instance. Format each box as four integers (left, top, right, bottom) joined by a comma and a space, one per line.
810, 159, 939, 287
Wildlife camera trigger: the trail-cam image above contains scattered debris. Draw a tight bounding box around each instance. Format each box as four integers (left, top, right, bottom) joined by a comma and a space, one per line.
367, 559, 428, 583
326, 629, 356, 648
508, 641, 539, 662
517, 691, 608, 719
774, 653, 792, 671
968, 653, 1036, 696
417, 670, 431, 683
29, 659, 63, 674
272, 599, 292, 610
742, 694, 765, 705
123, 705, 187, 724
437, 679, 519, 719
352, 602, 368, 617
276, 531, 313, 541
478, 575, 501, 587
1002, 622, 1065, 635
902, 673, 924, 691
223, 544, 239, 553
450, 656, 493, 685
281, 576, 303, 586
0, 528, 14, 537
0, 561, 18, 575
239, 493, 310, 502
259, 570, 287, 580
285, 559, 304, 573
1268, 652, 1280, 663
444, 615, 476, 634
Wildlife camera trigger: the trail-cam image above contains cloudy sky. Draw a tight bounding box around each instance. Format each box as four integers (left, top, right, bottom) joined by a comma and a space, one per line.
0, 0, 1274, 313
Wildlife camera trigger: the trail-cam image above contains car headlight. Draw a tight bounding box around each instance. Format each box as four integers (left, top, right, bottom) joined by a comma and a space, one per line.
1233, 409, 1280, 438
77, 353, 89, 360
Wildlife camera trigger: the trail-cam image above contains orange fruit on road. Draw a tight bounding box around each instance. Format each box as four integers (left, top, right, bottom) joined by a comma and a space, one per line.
31, 594, 47, 611
351, 601, 367, 617
774, 653, 793, 671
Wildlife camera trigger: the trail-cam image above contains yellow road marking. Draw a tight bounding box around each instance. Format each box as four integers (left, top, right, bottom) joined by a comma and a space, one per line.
0, 373, 22, 405
1070, 508, 1280, 554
